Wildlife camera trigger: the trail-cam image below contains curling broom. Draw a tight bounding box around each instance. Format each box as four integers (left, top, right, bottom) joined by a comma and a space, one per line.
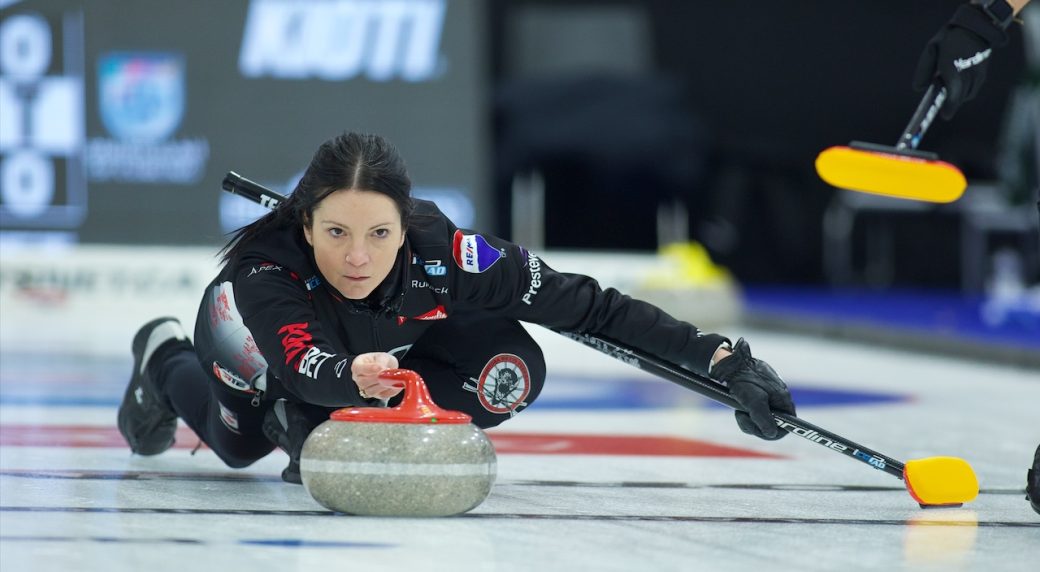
221, 170, 979, 507
816, 83, 967, 203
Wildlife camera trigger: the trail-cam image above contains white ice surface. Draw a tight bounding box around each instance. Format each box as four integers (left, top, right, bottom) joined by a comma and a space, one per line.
1, 327, 1038, 572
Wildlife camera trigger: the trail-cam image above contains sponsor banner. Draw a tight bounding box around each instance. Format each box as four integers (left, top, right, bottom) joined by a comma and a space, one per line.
238, 0, 447, 82
0, 245, 220, 356
0, 0, 486, 247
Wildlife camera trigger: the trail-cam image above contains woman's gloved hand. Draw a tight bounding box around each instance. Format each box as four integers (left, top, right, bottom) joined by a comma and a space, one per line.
710, 338, 796, 440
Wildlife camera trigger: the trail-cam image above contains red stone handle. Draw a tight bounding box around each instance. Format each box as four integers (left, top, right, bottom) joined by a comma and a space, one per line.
329, 368, 473, 424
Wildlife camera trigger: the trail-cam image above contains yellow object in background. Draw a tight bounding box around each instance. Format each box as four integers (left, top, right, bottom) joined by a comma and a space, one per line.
816, 145, 967, 203
640, 242, 733, 289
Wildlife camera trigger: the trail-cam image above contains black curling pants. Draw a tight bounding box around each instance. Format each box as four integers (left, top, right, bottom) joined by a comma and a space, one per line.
157, 316, 546, 469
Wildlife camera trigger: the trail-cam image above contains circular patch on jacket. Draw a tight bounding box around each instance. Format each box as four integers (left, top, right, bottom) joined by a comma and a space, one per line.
212, 361, 251, 392
476, 353, 530, 414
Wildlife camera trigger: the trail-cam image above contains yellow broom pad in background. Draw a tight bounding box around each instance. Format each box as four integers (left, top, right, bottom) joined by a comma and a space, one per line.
816, 146, 967, 203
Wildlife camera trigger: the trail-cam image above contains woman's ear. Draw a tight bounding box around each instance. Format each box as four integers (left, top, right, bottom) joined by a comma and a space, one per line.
302, 215, 314, 246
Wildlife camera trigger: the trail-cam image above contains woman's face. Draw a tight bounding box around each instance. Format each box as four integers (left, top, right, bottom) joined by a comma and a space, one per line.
303, 188, 405, 300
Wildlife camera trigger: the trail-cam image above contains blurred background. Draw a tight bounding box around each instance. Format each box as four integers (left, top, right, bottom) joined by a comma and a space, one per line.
1, 0, 1037, 365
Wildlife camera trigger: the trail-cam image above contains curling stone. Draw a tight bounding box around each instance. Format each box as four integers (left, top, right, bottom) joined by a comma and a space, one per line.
300, 369, 496, 516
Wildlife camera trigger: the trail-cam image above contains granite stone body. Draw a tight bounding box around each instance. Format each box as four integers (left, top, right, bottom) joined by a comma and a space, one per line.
301, 419, 497, 516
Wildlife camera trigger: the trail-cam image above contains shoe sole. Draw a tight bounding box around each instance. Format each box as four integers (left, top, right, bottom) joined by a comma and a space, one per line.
117, 317, 186, 455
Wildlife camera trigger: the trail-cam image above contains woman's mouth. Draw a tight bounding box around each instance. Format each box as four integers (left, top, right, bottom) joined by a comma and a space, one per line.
344, 276, 368, 282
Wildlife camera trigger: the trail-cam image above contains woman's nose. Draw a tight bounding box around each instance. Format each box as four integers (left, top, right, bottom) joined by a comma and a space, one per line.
345, 242, 370, 266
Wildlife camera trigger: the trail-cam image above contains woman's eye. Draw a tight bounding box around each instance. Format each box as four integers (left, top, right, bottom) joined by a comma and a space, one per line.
328, 228, 344, 237
373, 228, 390, 238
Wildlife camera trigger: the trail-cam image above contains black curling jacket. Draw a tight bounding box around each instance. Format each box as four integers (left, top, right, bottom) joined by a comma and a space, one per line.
194, 199, 728, 407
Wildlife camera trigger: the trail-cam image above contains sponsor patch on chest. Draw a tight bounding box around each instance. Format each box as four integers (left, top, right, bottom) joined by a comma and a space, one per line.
414, 305, 448, 320
397, 305, 448, 325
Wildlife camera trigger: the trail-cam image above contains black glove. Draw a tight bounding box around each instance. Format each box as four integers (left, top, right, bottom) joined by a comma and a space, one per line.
913, 3, 1010, 120
710, 338, 796, 440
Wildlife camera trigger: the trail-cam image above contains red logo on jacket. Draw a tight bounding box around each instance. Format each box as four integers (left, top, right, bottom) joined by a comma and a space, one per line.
397, 305, 448, 325
278, 322, 313, 367
414, 305, 448, 320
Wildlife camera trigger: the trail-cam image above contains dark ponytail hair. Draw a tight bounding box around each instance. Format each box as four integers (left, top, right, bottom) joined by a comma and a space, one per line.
221, 132, 413, 264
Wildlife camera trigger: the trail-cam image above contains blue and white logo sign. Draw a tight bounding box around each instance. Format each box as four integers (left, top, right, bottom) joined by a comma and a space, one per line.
88, 51, 208, 184
452, 230, 504, 274
98, 53, 184, 143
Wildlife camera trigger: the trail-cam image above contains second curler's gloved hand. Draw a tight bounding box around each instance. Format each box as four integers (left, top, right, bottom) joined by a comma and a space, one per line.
913, 3, 1010, 119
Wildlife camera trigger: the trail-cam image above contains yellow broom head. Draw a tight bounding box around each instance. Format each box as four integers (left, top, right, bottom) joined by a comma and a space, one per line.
816, 145, 966, 203
903, 456, 979, 507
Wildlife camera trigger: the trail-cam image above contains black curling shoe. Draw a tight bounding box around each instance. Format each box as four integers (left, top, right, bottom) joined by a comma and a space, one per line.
1028, 444, 1040, 516
262, 400, 317, 485
117, 317, 190, 455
